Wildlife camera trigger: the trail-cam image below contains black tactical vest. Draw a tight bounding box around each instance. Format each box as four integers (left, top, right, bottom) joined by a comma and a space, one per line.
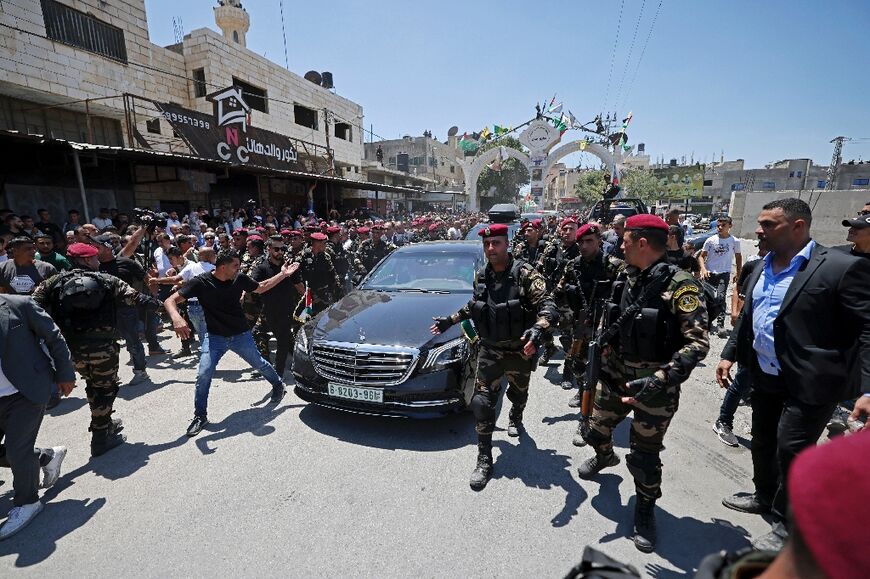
612, 262, 684, 363
470, 259, 538, 344
52, 271, 116, 340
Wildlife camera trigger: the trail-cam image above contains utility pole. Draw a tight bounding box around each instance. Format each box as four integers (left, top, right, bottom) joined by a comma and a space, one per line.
826, 136, 848, 190
323, 108, 335, 174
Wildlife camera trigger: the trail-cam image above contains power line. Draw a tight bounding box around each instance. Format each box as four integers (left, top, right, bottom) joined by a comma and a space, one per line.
619, 0, 664, 111
279, 0, 289, 70
602, 0, 625, 114
613, 0, 646, 110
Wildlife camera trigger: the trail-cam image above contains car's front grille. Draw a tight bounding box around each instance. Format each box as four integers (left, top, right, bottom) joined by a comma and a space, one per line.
311, 341, 418, 386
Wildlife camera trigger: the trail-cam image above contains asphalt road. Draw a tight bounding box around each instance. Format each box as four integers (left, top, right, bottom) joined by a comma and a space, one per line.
1, 242, 770, 577
0, 329, 772, 578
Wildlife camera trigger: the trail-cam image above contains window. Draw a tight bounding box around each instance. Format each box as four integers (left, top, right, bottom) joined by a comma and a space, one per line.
797, 171, 803, 177
192, 68, 207, 98
450, 165, 455, 174
232, 77, 267, 113
41, 0, 127, 63
294, 105, 318, 130
817, 180, 827, 188
853, 178, 870, 186
730, 183, 745, 191
232, 30, 239, 43
334, 122, 352, 141
789, 171, 795, 178
762, 181, 776, 189
146, 118, 161, 134
703, 179, 713, 186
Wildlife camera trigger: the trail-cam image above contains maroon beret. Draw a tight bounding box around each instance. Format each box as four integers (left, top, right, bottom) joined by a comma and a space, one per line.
280, 229, 292, 235
560, 217, 578, 228
478, 223, 509, 238
576, 223, 602, 240
288, 230, 303, 237
66, 242, 99, 258
326, 226, 341, 235
303, 224, 318, 232
527, 218, 543, 230
428, 223, 440, 232
310, 232, 328, 241
372, 224, 385, 231
790, 430, 870, 579
357, 226, 370, 234
625, 214, 669, 232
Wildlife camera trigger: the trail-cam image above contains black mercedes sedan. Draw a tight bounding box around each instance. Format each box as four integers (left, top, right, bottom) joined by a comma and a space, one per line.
293, 241, 484, 418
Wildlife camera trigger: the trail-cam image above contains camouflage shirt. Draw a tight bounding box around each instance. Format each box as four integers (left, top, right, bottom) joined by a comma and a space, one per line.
557, 249, 624, 314
512, 240, 544, 266
450, 256, 559, 332
292, 248, 342, 305
354, 238, 397, 274
604, 261, 710, 384
536, 239, 580, 289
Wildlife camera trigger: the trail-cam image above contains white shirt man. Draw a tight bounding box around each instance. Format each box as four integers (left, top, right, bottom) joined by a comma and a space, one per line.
699, 217, 743, 330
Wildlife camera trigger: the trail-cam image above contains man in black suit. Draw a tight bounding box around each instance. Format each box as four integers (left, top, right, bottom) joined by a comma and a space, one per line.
0, 295, 76, 540
716, 198, 870, 550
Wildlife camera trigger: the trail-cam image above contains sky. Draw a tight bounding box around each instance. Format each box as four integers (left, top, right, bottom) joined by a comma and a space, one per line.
143, 0, 870, 169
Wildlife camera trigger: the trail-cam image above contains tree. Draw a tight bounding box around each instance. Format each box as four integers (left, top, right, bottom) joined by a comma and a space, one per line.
476, 136, 530, 208
573, 169, 607, 204
620, 168, 660, 204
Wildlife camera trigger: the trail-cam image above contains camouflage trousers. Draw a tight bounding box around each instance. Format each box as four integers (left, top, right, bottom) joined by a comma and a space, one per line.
543, 307, 574, 352
584, 365, 681, 500
471, 343, 534, 438
72, 341, 121, 432
243, 295, 268, 359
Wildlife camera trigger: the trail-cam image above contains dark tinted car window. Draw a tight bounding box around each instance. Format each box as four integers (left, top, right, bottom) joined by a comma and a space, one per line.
362, 250, 482, 292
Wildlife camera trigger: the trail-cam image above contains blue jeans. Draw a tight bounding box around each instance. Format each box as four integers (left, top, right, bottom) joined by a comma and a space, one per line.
117, 305, 146, 371
187, 301, 207, 343
718, 365, 752, 428
194, 331, 283, 417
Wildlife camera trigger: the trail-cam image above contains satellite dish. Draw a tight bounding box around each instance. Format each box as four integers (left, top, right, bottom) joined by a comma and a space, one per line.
304, 70, 322, 85
447, 126, 459, 137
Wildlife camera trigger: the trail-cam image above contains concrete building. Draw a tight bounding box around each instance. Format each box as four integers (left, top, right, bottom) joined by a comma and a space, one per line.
543, 163, 594, 210
0, 0, 412, 217
364, 135, 464, 189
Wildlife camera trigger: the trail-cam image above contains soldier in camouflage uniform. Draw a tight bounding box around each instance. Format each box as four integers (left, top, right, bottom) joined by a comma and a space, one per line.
353, 224, 396, 279
556, 223, 623, 406
32, 243, 161, 456
431, 224, 558, 491
286, 230, 306, 261
326, 226, 352, 294
575, 214, 709, 553
512, 219, 545, 264
426, 223, 447, 241
536, 218, 580, 378
292, 232, 342, 316
241, 235, 268, 357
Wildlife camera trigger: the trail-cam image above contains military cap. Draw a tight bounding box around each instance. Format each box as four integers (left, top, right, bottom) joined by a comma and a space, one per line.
310, 232, 328, 241
428, 223, 440, 232
280, 228, 292, 235
478, 223, 509, 238
326, 226, 341, 235
560, 217, 578, 228
576, 223, 602, 240
288, 230, 303, 238
67, 242, 99, 258
625, 214, 669, 232
357, 226, 370, 234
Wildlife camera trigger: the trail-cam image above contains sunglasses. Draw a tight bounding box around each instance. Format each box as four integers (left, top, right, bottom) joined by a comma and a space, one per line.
859, 210, 870, 216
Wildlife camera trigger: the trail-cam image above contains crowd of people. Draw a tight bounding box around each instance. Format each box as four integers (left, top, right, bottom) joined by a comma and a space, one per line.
0, 199, 868, 578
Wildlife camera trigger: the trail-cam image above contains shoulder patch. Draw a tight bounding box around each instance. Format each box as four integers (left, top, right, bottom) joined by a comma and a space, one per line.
531, 276, 546, 293
672, 283, 700, 300
677, 293, 700, 313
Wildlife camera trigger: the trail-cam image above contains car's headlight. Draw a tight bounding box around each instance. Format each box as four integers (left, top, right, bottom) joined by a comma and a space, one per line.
420, 337, 466, 372
294, 326, 309, 354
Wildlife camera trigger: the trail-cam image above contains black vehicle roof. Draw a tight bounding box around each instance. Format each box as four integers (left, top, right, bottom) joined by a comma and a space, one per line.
394, 240, 482, 254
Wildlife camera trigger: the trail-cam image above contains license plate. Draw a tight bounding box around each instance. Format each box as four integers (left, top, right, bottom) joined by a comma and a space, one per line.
327, 383, 384, 403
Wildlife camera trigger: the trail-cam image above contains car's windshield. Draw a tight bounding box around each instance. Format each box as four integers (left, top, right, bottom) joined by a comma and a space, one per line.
464, 222, 520, 241
361, 250, 482, 292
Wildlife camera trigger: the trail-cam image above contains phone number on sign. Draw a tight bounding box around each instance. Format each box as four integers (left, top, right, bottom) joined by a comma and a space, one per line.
162, 111, 210, 130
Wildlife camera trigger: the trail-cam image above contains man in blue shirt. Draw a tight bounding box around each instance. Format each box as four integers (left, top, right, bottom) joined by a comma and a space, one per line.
716, 198, 870, 551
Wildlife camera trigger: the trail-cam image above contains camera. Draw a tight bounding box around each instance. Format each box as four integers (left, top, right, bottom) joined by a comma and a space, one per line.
133, 208, 168, 233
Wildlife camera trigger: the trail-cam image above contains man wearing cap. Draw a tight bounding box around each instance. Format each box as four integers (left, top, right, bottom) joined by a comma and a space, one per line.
0, 237, 57, 295
326, 226, 351, 293
292, 232, 341, 317
430, 223, 558, 491
717, 198, 870, 551
353, 224, 395, 279
32, 243, 162, 456
576, 213, 709, 553
557, 223, 623, 413
837, 204, 870, 259
536, 218, 580, 376
513, 219, 544, 264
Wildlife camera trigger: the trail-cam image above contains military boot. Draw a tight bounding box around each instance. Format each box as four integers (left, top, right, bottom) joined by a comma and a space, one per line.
632, 495, 658, 553
576, 451, 620, 479
108, 417, 124, 435
568, 390, 583, 408
469, 453, 493, 491
91, 428, 126, 457
572, 421, 588, 447
507, 407, 524, 437
560, 363, 575, 390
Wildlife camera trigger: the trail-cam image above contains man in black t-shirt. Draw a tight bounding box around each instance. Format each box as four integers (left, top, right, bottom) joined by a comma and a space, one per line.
164, 250, 299, 437
250, 236, 298, 377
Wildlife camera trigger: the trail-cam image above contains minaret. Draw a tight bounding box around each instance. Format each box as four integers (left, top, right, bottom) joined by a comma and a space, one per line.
214, 0, 250, 47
